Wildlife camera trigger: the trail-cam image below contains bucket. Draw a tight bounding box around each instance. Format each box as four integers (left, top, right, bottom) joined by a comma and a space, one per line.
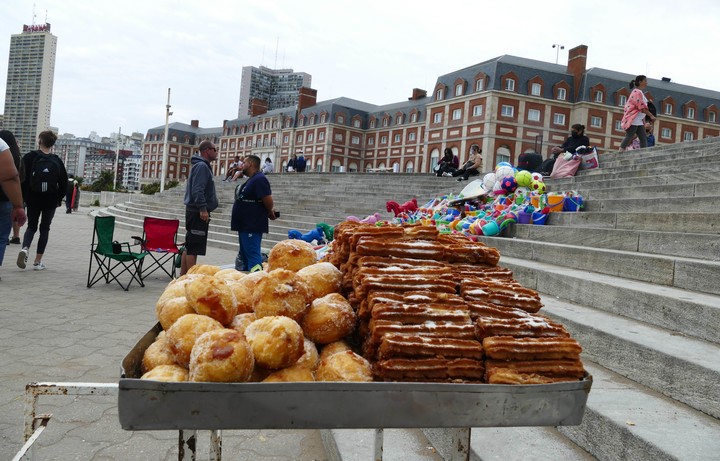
481, 220, 500, 236
547, 195, 565, 213
517, 211, 532, 224
532, 211, 548, 225
564, 196, 583, 212
531, 195, 540, 209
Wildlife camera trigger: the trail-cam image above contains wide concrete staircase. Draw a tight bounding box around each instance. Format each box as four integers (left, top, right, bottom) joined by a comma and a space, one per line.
101, 139, 720, 460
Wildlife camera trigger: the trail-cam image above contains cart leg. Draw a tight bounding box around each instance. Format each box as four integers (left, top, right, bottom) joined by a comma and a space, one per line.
422, 428, 471, 461
373, 428, 384, 461
210, 430, 222, 461
23, 386, 40, 441
178, 430, 197, 461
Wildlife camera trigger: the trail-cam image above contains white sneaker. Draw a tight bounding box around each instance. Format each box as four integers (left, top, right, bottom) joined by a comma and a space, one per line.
17, 248, 28, 269
33, 261, 46, 271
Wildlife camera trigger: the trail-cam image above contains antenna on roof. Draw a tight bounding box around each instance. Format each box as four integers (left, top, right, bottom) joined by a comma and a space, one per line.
45, 9, 48, 23
32, 2, 37, 25
274, 37, 279, 69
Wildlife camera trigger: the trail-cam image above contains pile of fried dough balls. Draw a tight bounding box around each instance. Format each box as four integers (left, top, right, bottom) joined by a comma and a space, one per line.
141, 239, 372, 383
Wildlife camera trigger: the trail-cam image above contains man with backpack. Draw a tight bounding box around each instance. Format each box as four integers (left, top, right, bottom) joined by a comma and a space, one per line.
17, 130, 68, 271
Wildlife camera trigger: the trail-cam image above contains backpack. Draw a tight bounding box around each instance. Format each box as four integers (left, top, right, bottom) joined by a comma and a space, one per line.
29, 152, 61, 195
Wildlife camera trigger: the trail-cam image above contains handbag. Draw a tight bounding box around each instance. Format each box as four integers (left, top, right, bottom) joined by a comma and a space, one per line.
550, 154, 581, 179
579, 147, 599, 170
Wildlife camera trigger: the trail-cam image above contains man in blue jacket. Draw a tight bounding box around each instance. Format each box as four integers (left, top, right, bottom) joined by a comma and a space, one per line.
180, 140, 218, 275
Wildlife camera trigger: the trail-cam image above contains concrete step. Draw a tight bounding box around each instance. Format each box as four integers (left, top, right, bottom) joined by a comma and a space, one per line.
583, 195, 716, 213
546, 211, 720, 234
548, 170, 719, 193
582, 181, 719, 200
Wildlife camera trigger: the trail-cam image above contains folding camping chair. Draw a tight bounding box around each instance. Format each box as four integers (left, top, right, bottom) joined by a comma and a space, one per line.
132, 216, 183, 280
87, 216, 147, 291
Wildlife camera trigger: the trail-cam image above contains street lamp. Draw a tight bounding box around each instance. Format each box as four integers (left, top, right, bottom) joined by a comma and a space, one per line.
160, 88, 172, 193
552, 44, 565, 64
113, 126, 121, 190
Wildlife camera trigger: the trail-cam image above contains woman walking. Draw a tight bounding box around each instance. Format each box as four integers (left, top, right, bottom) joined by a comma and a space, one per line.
620, 75, 656, 151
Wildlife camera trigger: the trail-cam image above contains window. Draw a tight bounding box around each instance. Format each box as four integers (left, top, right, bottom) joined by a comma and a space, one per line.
381, 136, 388, 144
334, 133, 342, 141
283, 135, 288, 143
370, 120, 376, 128
394, 134, 401, 142
452, 108, 462, 120
408, 132, 416, 141
505, 79, 515, 91
433, 113, 442, 123
368, 137, 375, 145
591, 116, 602, 127
476, 79, 484, 91
353, 119, 361, 128
320, 114, 326, 123
307, 133, 314, 142
683, 131, 694, 141
410, 113, 417, 123
687, 107, 695, 119
531, 83, 541, 96
309, 116, 314, 125
710, 112, 717, 123
436, 88, 444, 100
664, 103, 673, 115
351, 135, 360, 144
501, 105, 514, 117
473, 105, 483, 117
527, 109, 541, 122
557, 88, 567, 100
615, 121, 622, 131
337, 115, 344, 124
318, 132, 325, 141
382, 118, 389, 127
455, 83, 463, 96
396, 115, 403, 125
594, 90, 604, 103
619, 95, 627, 106
553, 113, 566, 125
661, 127, 672, 138
296, 134, 303, 143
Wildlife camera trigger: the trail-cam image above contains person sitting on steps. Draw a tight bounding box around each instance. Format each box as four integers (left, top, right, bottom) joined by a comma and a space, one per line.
453, 145, 483, 181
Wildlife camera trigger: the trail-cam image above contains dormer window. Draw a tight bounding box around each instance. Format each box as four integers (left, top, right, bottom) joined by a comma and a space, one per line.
505, 79, 515, 91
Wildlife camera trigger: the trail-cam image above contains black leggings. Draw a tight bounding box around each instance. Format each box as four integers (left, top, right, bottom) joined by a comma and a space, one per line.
452, 168, 479, 180
22, 201, 57, 254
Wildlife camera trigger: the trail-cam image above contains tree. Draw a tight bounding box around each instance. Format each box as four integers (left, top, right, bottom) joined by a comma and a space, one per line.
90, 169, 115, 192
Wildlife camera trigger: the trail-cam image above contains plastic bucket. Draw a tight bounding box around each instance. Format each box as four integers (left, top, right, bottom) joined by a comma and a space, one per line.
547, 195, 565, 213
564, 196, 583, 212
481, 221, 500, 236
517, 211, 532, 224
532, 212, 547, 225
531, 195, 540, 208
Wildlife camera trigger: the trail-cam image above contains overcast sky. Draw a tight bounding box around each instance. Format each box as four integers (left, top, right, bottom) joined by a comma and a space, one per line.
2, 0, 719, 138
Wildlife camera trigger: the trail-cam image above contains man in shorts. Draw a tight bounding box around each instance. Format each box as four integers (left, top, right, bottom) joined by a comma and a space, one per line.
180, 140, 218, 276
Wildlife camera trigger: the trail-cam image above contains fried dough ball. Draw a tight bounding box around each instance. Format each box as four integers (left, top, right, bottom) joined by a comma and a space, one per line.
267, 240, 317, 272
142, 333, 176, 373
301, 293, 356, 345
214, 268, 246, 281
187, 264, 221, 276
315, 350, 373, 382
252, 269, 312, 321
296, 262, 342, 299
263, 365, 315, 382
156, 296, 194, 331
141, 364, 189, 382
166, 314, 224, 367
185, 275, 238, 326
294, 338, 319, 370
229, 312, 257, 337
229, 270, 268, 314
157, 274, 199, 305
319, 340, 352, 362
244, 316, 305, 369
189, 329, 255, 382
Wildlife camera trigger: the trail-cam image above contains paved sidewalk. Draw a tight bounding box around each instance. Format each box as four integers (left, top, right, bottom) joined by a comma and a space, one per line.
0, 209, 326, 460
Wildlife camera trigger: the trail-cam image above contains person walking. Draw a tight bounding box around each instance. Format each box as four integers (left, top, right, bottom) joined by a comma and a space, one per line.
620, 75, 656, 151
65, 175, 76, 213
231, 155, 277, 272
17, 130, 67, 271
180, 140, 219, 276
0, 131, 27, 280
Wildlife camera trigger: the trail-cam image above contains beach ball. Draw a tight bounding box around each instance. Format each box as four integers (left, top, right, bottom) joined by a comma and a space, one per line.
501, 176, 518, 193
530, 179, 546, 194
515, 170, 533, 187
495, 161, 513, 171
496, 165, 515, 180
531, 172, 544, 182
482, 173, 496, 190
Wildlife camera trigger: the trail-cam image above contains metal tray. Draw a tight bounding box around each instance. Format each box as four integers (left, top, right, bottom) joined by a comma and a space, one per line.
119, 324, 592, 430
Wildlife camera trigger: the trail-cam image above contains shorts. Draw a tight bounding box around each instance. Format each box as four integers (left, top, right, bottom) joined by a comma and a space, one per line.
184, 209, 209, 256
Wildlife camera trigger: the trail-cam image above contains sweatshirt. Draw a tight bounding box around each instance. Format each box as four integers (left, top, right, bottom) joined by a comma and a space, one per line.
183, 155, 218, 212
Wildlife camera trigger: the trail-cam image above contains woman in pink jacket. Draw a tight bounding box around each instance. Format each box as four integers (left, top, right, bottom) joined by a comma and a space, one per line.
620, 75, 656, 151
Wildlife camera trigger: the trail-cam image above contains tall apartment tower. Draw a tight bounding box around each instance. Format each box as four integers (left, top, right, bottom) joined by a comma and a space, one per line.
237, 66, 311, 117
3, 23, 57, 153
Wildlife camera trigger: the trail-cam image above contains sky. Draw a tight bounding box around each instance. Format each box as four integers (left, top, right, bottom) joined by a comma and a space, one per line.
1, 0, 719, 138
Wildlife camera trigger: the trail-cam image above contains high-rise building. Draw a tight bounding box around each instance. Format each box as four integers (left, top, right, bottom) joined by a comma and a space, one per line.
3, 23, 57, 153
238, 66, 311, 117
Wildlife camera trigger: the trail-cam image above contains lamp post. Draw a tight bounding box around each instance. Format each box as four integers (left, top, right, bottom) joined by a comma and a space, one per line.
552, 44, 565, 64
113, 126, 121, 190
160, 88, 172, 192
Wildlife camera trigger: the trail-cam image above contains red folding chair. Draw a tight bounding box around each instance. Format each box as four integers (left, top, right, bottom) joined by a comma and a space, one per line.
133, 217, 183, 280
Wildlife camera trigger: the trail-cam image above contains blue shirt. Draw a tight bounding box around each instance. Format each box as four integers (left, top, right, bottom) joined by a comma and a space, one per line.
230, 172, 271, 233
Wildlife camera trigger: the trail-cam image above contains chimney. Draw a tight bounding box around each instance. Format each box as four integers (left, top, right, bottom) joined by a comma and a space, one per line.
297, 87, 318, 111
409, 88, 427, 101
567, 45, 588, 102
190, 120, 199, 128
250, 98, 269, 116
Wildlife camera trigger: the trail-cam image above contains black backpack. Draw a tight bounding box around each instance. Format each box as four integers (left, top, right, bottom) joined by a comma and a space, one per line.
29, 152, 61, 194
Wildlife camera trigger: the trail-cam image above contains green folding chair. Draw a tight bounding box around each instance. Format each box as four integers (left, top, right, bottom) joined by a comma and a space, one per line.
87, 216, 148, 291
